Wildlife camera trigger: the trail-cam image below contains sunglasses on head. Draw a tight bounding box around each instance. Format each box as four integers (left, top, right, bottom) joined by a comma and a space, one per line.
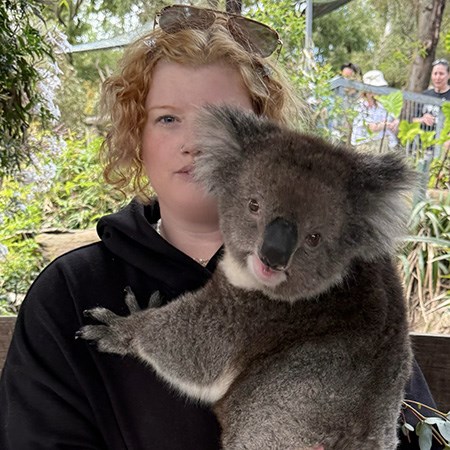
154, 4, 282, 58
432, 58, 449, 67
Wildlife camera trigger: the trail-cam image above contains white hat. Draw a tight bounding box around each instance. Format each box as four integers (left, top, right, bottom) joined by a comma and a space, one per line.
362, 70, 388, 87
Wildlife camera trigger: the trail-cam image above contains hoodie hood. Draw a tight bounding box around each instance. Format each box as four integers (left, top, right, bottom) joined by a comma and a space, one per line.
97, 198, 222, 298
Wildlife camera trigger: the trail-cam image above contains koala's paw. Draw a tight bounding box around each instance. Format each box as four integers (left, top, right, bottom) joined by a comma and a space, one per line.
76, 306, 135, 356
76, 287, 161, 356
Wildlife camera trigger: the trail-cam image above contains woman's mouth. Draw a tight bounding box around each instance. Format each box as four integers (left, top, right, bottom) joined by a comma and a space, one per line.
176, 165, 195, 181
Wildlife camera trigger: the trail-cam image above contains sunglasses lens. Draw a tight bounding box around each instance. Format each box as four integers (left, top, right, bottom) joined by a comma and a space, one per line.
433, 59, 449, 66
157, 6, 279, 57
159, 6, 215, 33
229, 16, 279, 57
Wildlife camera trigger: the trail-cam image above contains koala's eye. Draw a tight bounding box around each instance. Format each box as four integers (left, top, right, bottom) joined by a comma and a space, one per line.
248, 199, 260, 213
305, 233, 321, 247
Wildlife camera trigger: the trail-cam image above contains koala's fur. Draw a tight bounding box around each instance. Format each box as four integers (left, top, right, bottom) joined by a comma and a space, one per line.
79, 106, 414, 450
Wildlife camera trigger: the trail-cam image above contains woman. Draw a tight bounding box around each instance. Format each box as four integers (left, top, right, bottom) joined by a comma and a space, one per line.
414, 59, 450, 129
413, 59, 450, 153
340, 61, 362, 80
0, 5, 440, 450
351, 69, 399, 152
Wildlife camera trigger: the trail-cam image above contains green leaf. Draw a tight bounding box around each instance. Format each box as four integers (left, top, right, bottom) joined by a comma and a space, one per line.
398, 120, 422, 146
403, 235, 450, 247
416, 422, 433, 450
424, 417, 446, 425
377, 91, 403, 118
436, 420, 450, 441
445, 32, 450, 53
421, 131, 439, 150
432, 253, 450, 262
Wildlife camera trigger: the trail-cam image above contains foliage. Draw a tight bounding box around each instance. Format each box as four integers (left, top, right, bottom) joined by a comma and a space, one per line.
313, 0, 380, 66
312, 0, 450, 89
246, 0, 306, 73
399, 197, 450, 332
377, 91, 403, 119
55, 58, 102, 136
401, 400, 450, 450
0, 134, 127, 310
445, 30, 450, 53
0, 238, 44, 315
0, 0, 56, 177
429, 152, 450, 190
397, 100, 450, 188
52, 0, 162, 43
298, 63, 360, 142
43, 135, 125, 229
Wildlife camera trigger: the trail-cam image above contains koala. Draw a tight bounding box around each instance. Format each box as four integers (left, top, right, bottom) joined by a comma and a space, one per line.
78, 106, 414, 450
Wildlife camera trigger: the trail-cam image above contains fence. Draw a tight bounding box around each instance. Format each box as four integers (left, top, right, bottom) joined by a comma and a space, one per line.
329, 77, 448, 155
329, 77, 450, 197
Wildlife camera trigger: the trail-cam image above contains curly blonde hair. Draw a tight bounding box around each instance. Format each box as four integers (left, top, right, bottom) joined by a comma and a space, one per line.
101, 20, 301, 200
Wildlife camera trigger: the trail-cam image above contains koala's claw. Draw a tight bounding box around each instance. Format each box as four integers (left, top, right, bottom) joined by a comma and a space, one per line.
124, 287, 140, 313
77, 324, 109, 340
77, 321, 132, 355
77, 306, 134, 355
123, 286, 162, 311
148, 291, 162, 309
83, 307, 120, 324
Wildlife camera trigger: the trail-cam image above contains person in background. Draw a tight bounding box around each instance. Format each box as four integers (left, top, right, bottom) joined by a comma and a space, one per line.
351, 69, 399, 152
413, 58, 450, 153
340, 62, 362, 80
414, 59, 450, 128
0, 4, 441, 450
324, 62, 361, 142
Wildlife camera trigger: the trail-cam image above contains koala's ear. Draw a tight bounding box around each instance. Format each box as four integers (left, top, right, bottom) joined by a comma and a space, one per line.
348, 152, 417, 258
193, 105, 276, 196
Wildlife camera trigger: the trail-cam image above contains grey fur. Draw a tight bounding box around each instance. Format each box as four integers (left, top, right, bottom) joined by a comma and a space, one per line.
79, 106, 414, 449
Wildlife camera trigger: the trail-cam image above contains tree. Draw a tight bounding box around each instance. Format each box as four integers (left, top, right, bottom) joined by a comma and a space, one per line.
313, 3, 380, 67
0, 0, 55, 178
407, 0, 447, 92
311, 0, 450, 90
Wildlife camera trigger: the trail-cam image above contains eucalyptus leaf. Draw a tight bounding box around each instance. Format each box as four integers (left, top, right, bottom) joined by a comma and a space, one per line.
416, 422, 433, 450
424, 417, 445, 425
436, 420, 450, 441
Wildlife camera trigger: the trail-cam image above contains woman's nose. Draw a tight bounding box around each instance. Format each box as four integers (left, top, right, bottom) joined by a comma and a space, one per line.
180, 142, 200, 156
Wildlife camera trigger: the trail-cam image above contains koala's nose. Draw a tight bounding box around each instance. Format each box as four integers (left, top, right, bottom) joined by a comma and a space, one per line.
259, 218, 298, 270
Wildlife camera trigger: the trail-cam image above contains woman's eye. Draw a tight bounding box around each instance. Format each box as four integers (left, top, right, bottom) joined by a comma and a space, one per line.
248, 199, 259, 213
157, 115, 177, 124
305, 233, 321, 247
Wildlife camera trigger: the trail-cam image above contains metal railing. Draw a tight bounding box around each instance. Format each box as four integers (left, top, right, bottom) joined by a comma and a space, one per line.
330, 76, 449, 155
329, 77, 450, 198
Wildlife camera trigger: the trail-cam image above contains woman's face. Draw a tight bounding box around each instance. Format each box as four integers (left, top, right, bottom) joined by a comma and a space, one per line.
431, 63, 450, 91
142, 61, 253, 223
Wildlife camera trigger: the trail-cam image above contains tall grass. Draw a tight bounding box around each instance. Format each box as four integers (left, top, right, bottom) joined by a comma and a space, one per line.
399, 195, 450, 332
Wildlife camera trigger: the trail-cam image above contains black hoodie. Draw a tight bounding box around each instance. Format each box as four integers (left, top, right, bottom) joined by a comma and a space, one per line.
0, 200, 441, 449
